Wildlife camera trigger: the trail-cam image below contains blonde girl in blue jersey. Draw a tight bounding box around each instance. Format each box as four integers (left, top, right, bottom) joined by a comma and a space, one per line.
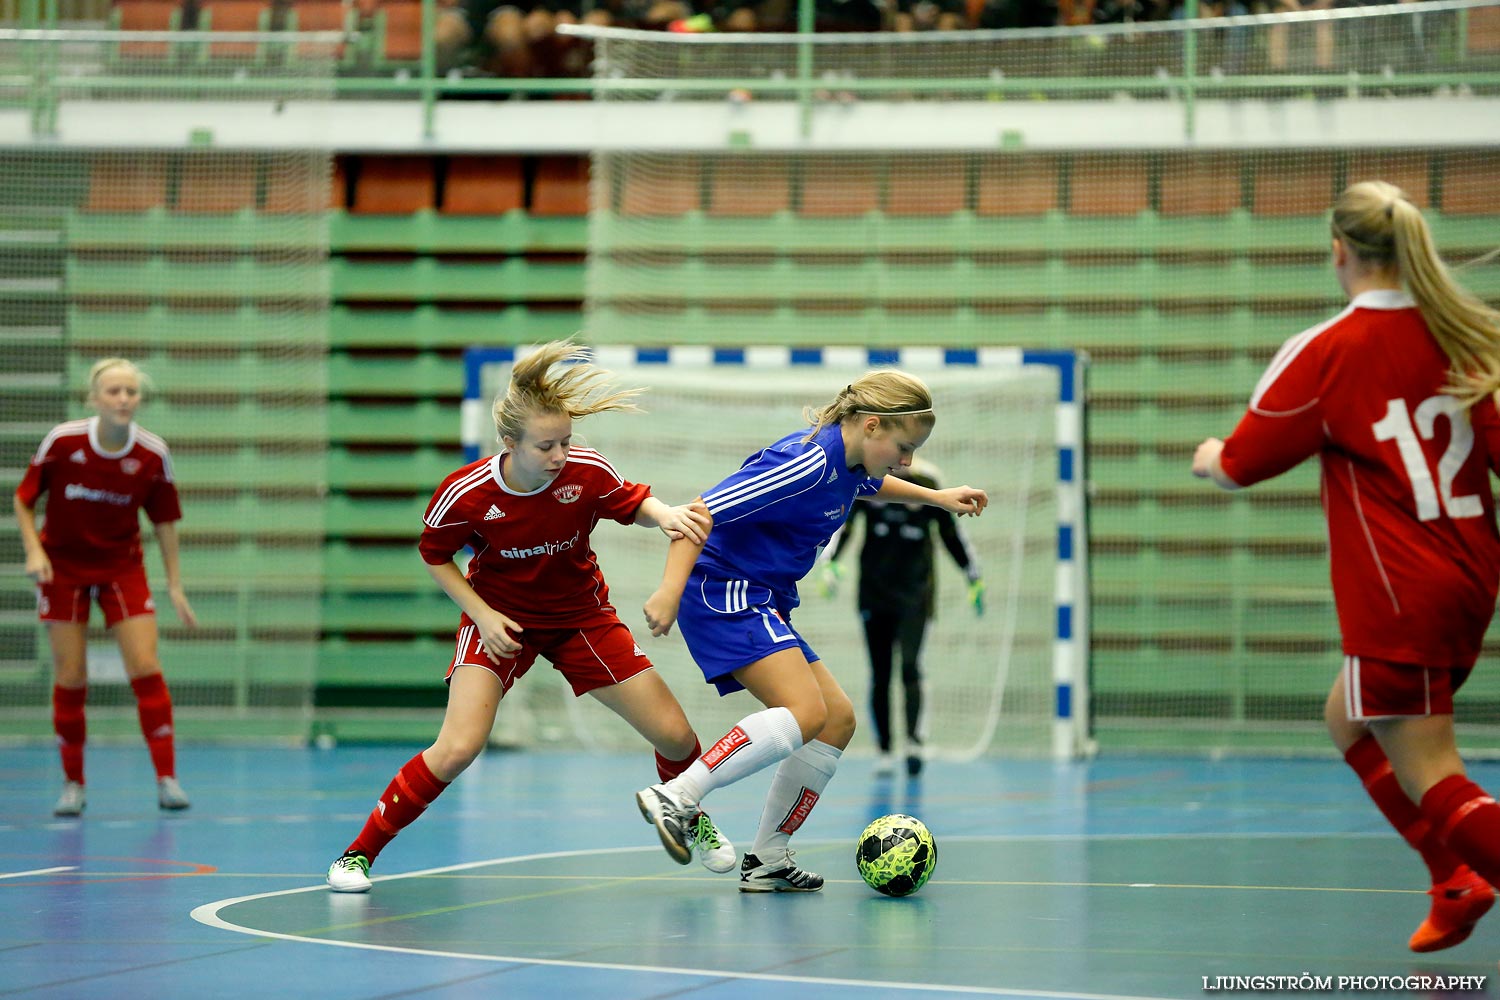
635, 369, 987, 890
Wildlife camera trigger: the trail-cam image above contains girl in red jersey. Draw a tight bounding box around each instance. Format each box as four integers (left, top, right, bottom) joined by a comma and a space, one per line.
326, 341, 735, 893
1193, 181, 1500, 953
15, 358, 197, 816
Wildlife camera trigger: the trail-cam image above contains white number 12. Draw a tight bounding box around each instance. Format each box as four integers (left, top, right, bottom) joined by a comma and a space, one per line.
1371, 395, 1481, 521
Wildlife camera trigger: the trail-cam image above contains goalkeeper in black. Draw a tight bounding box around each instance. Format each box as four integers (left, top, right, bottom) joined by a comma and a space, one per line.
823, 462, 983, 777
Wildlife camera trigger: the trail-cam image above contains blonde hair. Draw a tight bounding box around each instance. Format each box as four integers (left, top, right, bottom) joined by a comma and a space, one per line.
1332, 180, 1500, 408
802, 369, 935, 443
87, 357, 146, 397
493, 340, 642, 444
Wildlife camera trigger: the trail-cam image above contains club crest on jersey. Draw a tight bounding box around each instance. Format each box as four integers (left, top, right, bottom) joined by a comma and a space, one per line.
120, 458, 141, 475
553, 484, 582, 504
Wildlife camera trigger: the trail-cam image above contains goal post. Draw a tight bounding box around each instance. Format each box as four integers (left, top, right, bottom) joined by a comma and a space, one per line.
464, 344, 1090, 759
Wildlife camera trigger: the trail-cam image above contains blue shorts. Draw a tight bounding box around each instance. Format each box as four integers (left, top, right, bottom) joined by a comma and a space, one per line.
677, 567, 820, 695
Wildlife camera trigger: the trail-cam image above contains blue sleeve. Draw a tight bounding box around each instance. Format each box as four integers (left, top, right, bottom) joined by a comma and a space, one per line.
702, 443, 828, 525
856, 476, 883, 497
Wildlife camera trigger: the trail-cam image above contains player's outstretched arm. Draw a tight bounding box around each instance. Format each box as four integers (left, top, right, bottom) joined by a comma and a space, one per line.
1191, 438, 1243, 492
644, 534, 704, 638
635, 496, 711, 545
153, 520, 196, 628
14, 493, 52, 585
423, 559, 523, 662
874, 475, 988, 517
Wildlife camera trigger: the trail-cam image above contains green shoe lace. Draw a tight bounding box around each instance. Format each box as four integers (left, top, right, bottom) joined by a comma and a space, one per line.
337, 852, 370, 875
691, 813, 724, 850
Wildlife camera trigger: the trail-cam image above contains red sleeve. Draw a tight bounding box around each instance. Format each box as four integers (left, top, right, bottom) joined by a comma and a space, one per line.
597, 478, 652, 526
418, 470, 475, 565
1218, 332, 1327, 488
15, 452, 47, 507
143, 453, 182, 524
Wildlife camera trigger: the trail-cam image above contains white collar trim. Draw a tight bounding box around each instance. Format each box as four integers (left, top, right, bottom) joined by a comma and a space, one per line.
1351, 289, 1414, 310
87, 416, 136, 458
489, 452, 558, 497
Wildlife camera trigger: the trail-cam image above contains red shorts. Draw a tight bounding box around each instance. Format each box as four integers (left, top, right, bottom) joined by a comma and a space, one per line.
37, 564, 155, 627
1342, 654, 1471, 720
444, 611, 653, 696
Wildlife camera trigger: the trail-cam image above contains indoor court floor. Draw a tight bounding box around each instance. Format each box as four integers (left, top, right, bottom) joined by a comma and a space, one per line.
2, 742, 1497, 999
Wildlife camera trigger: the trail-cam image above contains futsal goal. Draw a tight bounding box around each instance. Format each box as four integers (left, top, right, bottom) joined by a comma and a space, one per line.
464, 345, 1090, 760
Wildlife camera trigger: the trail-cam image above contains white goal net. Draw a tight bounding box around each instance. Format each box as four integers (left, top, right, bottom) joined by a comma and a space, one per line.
466, 346, 1084, 760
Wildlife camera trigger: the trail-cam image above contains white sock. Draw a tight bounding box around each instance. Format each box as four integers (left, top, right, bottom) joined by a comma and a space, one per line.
751, 739, 843, 859
667, 706, 803, 804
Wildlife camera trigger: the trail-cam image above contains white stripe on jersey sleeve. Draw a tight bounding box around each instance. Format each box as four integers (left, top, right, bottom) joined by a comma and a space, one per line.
426, 465, 493, 528
567, 447, 624, 484
31, 420, 90, 464
703, 447, 826, 522
1248, 305, 1354, 415
134, 428, 176, 480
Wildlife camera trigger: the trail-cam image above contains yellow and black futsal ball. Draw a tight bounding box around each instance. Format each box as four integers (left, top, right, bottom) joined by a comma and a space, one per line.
856, 813, 936, 897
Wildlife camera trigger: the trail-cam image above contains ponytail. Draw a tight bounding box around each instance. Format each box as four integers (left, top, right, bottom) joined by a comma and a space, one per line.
1333, 181, 1500, 408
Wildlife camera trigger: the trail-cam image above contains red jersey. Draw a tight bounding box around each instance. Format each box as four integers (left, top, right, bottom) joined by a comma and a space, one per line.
1219, 289, 1500, 669
418, 447, 652, 629
16, 417, 183, 583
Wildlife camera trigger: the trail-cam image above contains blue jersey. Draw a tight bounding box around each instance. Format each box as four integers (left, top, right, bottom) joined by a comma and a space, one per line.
698, 423, 884, 604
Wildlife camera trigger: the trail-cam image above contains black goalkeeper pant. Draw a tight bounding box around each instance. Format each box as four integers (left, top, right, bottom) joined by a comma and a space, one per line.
861, 606, 929, 753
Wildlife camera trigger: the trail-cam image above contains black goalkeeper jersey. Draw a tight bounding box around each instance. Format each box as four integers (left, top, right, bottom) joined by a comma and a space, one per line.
830, 472, 979, 615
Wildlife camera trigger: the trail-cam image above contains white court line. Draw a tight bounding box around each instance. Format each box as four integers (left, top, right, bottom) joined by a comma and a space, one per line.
0, 865, 77, 879
188, 838, 1287, 1000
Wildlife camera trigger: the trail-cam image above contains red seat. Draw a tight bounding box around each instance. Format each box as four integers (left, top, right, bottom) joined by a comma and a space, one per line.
352, 156, 436, 215
443, 156, 524, 215
531, 156, 590, 217
1467, 6, 1500, 54
84, 154, 169, 212
112, 0, 180, 58
618, 159, 701, 217
376, 2, 423, 63
885, 157, 968, 216
287, 1, 352, 61
1348, 151, 1430, 207
1069, 154, 1150, 216
1251, 154, 1337, 217
975, 154, 1058, 216
1440, 153, 1500, 216
1159, 153, 1241, 216
708, 157, 790, 217
264, 156, 346, 213
176, 155, 258, 213
801, 159, 878, 218
198, 0, 271, 60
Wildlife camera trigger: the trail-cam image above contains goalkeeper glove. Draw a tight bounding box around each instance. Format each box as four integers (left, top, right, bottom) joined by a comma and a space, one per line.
818, 561, 844, 599
968, 578, 986, 617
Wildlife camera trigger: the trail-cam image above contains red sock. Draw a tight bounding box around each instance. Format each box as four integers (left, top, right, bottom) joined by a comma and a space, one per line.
130, 673, 176, 780
348, 752, 451, 861
52, 684, 86, 785
1344, 735, 1460, 884
656, 737, 703, 782
1420, 774, 1500, 887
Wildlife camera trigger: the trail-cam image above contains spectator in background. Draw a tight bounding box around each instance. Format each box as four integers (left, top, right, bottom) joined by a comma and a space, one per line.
976, 0, 1057, 29
436, 0, 612, 78
892, 0, 969, 31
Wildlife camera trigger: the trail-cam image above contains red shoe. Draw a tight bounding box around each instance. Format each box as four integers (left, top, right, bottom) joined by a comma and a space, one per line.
1410, 867, 1495, 953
